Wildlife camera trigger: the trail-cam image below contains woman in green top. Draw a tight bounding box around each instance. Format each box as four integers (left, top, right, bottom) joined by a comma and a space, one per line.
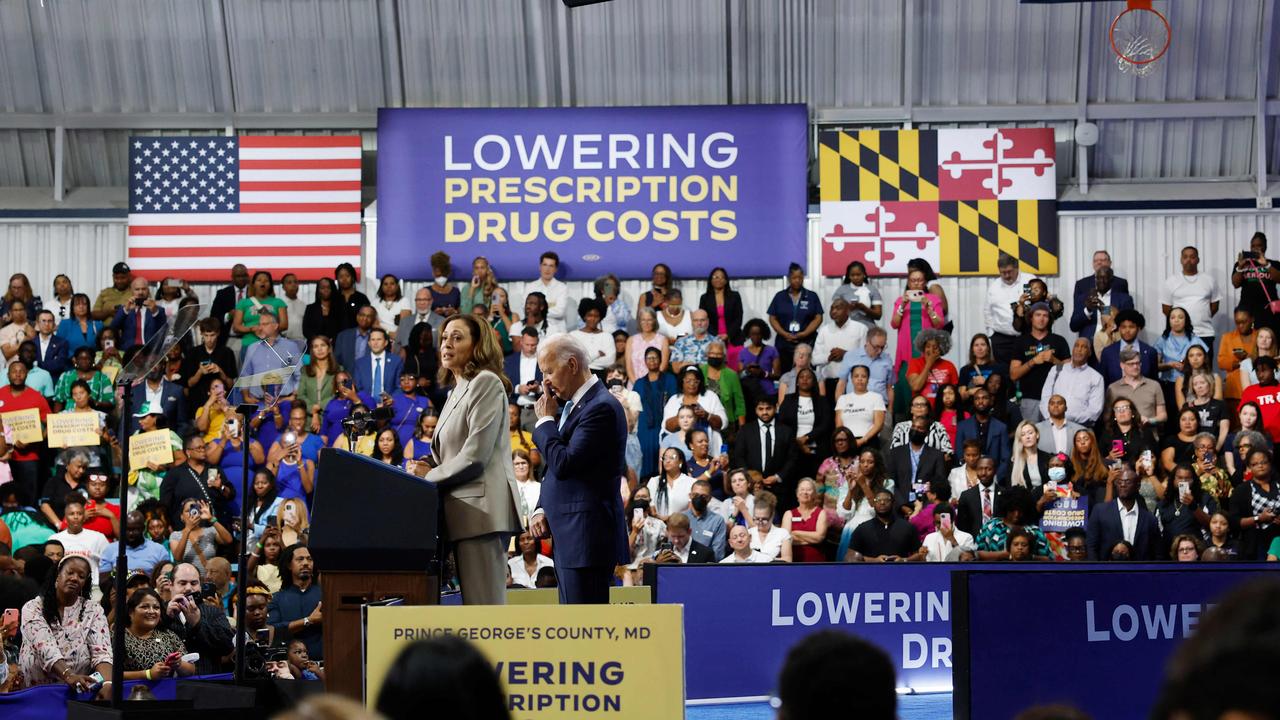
459, 256, 498, 315
232, 271, 289, 347
298, 334, 340, 433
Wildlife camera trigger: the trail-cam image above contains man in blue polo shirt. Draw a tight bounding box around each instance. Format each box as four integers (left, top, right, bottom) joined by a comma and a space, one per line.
835, 327, 894, 411
99, 511, 171, 581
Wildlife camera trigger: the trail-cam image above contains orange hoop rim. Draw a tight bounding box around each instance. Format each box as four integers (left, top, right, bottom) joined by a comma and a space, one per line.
1109, 5, 1172, 66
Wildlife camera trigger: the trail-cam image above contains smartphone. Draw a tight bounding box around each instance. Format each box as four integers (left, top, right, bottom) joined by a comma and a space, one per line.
1243, 251, 1258, 260
1178, 480, 1191, 497
633, 508, 644, 524
188, 505, 200, 519
164, 651, 182, 668
200, 359, 211, 366
1022, 283, 1031, 295
1203, 451, 1215, 465
256, 628, 271, 644
1046, 480, 1058, 497
2, 608, 18, 636
103, 339, 115, 350
87, 671, 105, 693
939, 513, 952, 532
1111, 440, 1125, 456
200, 582, 217, 599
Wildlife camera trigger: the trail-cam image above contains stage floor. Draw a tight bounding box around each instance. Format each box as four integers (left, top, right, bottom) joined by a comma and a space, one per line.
687, 693, 953, 719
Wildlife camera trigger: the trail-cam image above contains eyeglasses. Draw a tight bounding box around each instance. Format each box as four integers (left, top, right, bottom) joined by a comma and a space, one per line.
753, 517, 771, 524
869, 343, 887, 351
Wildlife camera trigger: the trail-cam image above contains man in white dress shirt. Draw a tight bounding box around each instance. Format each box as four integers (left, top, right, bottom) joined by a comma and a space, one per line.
719, 525, 771, 564
532, 252, 569, 336
811, 299, 867, 390
983, 252, 1038, 365
1038, 337, 1104, 425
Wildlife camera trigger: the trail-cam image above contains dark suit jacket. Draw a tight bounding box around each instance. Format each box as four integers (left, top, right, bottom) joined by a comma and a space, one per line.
333, 327, 368, 374
129, 380, 188, 435
163, 596, 234, 675
35, 334, 70, 379
778, 392, 833, 457
353, 352, 404, 396
683, 540, 715, 564
1070, 289, 1135, 339
1086, 498, 1160, 560
504, 352, 543, 402
1099, 340, 1159, 386
532, 380, 630, 569
112, 305, 167, 351
1013, 449, 1056, 489
698, 289, 744, 345
302, 302, 345, 344
954, 416, 1011, 482
1072, 275, 1131, 310
731, 420, 797, 490
887, 444, 947, 509
209, 285, 241, 346
956, 482, 1006, 536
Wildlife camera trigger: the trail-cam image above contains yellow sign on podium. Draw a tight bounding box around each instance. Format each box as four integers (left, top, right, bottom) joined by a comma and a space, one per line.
364, 604, 684, 719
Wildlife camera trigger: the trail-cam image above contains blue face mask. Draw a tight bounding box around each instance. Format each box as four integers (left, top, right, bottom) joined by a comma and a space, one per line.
1048, 466, 1067, 482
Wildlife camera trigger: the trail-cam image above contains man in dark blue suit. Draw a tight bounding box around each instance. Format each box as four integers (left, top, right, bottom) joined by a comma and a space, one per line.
353, 327, 403, 397
531, 335, 629, 604
1071, 251, 1130, 308
1086, 463, 1160, 560
504, 328, 543, 430
1098, 309, 1160, 386
1070, 267, 1135, 340
129, 364, 188, 435
953, 387, 1011, 482
33, 310, 70, 380
334, 305, 376, 373
113, 277, 167, 352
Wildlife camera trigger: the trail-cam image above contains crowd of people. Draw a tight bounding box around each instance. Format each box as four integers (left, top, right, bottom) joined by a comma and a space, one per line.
2, 233, 1280, 690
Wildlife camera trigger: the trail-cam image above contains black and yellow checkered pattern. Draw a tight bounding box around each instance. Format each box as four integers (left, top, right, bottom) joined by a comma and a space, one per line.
819, 129, 939, 202
938, 199, 1058, 275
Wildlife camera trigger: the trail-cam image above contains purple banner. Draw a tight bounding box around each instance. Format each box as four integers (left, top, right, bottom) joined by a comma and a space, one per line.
376, 105, 808, 280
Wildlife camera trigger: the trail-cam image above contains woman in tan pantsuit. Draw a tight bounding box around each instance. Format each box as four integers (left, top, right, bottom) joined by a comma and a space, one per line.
424, 314, 523, 604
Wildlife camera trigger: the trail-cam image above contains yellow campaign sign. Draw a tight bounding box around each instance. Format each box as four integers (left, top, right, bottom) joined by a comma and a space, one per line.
1, 408, 43, 444
47, 413, 101, 448
365, 604, 684, 720
129, 429, 174, 468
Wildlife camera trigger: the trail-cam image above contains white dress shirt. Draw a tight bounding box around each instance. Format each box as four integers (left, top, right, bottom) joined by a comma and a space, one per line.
984, 273, 1038, 336
516, 353, 539, 407
1118, 499, 1140, 544
1039, 361, 1105, 425
535, 278, 569, 336
508, 554, 555, 589
719, 549, 772, 564
922, 528, 975, 562
812, 319, 868, 380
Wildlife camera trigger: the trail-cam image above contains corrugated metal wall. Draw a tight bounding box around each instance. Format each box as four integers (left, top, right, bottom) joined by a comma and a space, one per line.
7, 210, 1278, 367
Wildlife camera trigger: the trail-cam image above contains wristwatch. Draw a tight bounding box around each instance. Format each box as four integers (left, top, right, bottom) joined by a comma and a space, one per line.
303, 617, 311, 627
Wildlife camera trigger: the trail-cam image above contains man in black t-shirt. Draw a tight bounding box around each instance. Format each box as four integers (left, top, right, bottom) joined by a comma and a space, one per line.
850, 490, 925, 562
1009, 302, 1069, 424
1231, 231, 1280, 334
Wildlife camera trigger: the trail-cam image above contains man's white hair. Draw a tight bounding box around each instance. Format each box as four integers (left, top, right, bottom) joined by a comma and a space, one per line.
539, 333, 590, 371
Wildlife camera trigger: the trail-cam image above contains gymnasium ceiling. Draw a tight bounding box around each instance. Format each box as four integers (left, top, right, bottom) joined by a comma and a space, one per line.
0, 0, 1276, 192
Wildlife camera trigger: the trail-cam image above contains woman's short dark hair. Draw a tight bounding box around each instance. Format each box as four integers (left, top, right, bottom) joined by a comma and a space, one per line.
743, 318, 772, 341
376, 637, 510, 720
995, 486, 1035, 520
577, 297, 607, 321
678, 366, 706, 395
1006, 527, 1033, 552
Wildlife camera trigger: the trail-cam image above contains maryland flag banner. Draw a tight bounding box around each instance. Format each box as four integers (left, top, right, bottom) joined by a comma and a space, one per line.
819, 128, 1058, 276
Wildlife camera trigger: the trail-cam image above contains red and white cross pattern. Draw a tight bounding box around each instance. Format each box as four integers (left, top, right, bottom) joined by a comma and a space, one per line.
819, 201, 939, 276
937, 128, 1055, 200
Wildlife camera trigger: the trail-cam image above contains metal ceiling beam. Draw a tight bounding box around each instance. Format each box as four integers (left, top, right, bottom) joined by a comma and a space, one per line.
0, 101, 1275, 132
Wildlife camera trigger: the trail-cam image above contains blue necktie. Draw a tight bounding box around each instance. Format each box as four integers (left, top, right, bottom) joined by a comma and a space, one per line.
373, 357, 382, 394
558, 399, 575, 430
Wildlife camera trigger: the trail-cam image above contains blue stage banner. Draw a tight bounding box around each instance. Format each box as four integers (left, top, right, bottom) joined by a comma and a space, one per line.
376, 105, 809, 280
953, 567, 1277, 720
653, 563, 955, 700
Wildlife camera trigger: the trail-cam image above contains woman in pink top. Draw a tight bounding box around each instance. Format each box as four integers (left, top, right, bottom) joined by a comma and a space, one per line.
889, 268, 947, 416
625, 308, 670, 384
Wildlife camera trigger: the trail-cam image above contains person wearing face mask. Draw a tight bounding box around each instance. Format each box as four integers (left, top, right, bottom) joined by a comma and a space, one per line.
426, 251, 461, 319
681, 479, 727, 560
700, 341, 745, 431
887, 417, 948, 517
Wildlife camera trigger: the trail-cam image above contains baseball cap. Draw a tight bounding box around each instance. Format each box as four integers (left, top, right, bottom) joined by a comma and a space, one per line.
112, 262, 131, 275
133, 401, 163, 418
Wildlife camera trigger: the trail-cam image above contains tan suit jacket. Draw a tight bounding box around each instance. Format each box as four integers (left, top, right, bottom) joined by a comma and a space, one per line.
427, 370, 523, 540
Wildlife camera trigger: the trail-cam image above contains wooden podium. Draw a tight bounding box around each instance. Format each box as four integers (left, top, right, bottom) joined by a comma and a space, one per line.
308, 449, 439, 701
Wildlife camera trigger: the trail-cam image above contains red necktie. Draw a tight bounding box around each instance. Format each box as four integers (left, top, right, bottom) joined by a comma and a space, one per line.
135, 309, 144, 346
982, 488, 992, 519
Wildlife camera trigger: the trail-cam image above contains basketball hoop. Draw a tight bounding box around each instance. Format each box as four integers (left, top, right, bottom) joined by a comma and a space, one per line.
1110, 0, 1171, 77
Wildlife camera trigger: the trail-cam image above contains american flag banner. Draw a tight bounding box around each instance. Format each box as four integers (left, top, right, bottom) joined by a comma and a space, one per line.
127, 135, 363, 281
